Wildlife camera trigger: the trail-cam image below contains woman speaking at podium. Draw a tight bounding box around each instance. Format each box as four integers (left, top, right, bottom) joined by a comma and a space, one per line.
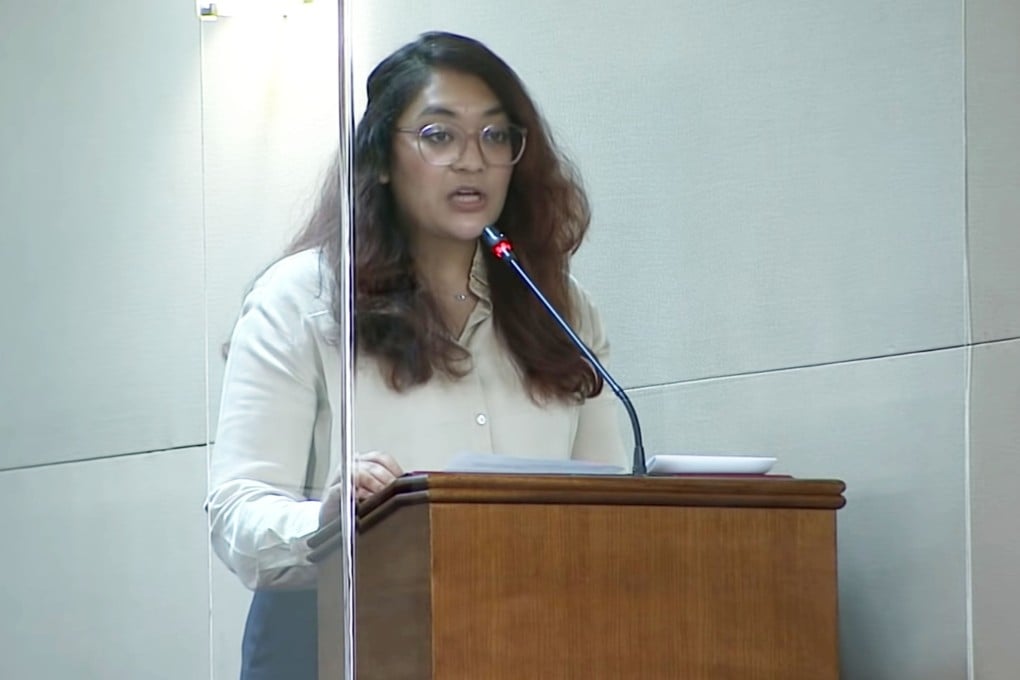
206, 31, 625, 680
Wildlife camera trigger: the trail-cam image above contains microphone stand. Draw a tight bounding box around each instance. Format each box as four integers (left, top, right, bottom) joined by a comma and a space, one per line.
481, 226, 647, 475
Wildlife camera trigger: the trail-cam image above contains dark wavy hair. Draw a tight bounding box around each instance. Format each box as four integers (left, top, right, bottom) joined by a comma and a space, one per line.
287, 31, 600, 402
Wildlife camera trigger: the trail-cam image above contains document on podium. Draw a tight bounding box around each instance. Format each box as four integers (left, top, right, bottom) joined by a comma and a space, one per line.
443, 452, 625, 476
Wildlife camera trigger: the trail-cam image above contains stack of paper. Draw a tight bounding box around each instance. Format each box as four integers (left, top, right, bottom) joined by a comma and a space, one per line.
443, 452, 625, 475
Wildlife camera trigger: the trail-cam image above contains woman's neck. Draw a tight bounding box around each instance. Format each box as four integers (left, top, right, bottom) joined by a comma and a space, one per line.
412, 235, 479, 339
412, 235, 476, 292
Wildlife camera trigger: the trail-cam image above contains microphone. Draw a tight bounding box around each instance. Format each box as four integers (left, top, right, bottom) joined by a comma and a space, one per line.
480, 225, 647, 475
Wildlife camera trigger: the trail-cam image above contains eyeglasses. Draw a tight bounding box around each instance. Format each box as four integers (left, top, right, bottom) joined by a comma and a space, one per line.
395, 122, 527, 167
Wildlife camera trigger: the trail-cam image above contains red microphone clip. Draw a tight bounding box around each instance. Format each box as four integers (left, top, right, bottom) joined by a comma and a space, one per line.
492, 239, 513, 260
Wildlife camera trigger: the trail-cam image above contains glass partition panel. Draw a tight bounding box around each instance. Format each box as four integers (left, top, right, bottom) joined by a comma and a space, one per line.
199, 1, 354, 678
342, 3, 972, 679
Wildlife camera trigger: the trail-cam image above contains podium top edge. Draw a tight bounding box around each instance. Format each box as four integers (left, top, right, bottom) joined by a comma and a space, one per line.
366, 472, 846, 517
384, 472, 844, 498
306, 473, 846, 557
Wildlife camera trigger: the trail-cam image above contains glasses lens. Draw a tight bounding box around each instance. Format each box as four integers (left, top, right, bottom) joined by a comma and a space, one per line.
415, 123, 526, 166
417, 123, 462, 166
480, 125, 526, 166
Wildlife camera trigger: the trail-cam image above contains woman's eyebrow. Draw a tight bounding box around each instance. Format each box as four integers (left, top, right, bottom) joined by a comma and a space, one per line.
415, 104, 506, 118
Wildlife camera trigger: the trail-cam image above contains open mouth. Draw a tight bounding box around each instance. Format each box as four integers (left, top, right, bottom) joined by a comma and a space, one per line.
449, 187, 486, 207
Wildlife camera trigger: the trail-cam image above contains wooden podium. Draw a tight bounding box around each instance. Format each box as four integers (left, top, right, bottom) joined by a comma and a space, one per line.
308, 473, 845, 679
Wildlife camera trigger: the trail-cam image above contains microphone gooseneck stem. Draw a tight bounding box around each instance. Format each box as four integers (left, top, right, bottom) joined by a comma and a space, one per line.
481, 226, 647, 475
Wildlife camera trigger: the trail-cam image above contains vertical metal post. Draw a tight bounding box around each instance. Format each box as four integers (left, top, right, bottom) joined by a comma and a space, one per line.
336, 0, 357, 677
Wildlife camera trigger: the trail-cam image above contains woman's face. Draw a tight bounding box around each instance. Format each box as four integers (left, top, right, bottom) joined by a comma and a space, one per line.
387, 69, 515, 248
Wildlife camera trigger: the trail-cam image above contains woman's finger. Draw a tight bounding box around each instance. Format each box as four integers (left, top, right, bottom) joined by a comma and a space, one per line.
358, 451, 404, 478
325, 451, 400, 484
355, 460, 396, 495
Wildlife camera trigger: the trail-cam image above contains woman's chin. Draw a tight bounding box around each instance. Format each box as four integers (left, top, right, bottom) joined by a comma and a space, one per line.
411, 213, 500, 245
445, 218, 494, 242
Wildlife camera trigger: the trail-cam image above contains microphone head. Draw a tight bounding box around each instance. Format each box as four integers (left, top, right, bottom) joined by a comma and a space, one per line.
480, 225, 504, 248
480, 225, 515, 262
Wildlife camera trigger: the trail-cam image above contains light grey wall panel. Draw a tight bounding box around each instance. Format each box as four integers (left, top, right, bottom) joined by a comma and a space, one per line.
351, 1, 968, 387
628, 348, 968, 680
0, 2, 205, 469
0, 447, 210, 680
970, 339, 1020, 678
199, 7, 339, 429
966, 0, 1020, 343
211, 558, 251, 680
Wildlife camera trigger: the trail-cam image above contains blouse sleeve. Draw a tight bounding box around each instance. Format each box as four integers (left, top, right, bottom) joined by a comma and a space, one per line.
567, 279, 630, 470
206, 254, 328, 590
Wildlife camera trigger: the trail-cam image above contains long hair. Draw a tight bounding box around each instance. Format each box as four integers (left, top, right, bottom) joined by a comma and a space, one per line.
288, 31, 600, 401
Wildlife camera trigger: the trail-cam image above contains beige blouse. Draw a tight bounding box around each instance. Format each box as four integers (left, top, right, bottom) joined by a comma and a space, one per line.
207, 247, 626, 590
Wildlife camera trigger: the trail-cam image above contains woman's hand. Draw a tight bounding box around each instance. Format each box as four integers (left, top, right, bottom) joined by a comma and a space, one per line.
318, 451, 404, 526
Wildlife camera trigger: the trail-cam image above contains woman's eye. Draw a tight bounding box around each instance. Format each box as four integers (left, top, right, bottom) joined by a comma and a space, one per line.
482, 127, 511, 145
420, 126, 454, 145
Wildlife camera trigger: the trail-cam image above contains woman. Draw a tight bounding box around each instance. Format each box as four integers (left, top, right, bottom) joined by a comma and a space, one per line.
207, 31, 625, 680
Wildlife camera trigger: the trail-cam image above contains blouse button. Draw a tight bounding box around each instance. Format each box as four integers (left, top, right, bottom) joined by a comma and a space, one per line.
475, 413, 488, 426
